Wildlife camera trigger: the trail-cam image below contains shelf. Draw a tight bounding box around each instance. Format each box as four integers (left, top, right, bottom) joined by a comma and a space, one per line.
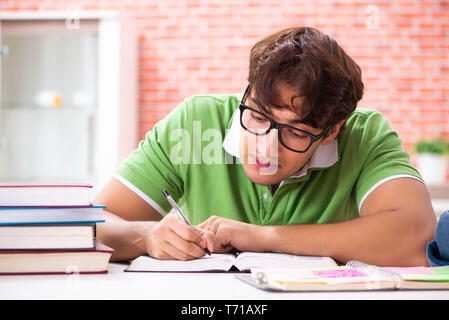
1, 103, 95, 111
0, 12, 137, 191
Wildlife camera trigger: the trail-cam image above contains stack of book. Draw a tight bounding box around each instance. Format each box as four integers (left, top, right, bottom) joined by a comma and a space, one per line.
0, 183, 113, 275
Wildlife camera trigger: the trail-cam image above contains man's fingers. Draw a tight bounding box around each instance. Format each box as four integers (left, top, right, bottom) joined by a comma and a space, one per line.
165, 225, 206, 259
149, 214, 211, 260
159, 240, 198, 261
197, 215, 220, 234
172, 223, 203, 243
168, 215, 213, 252
196, 228, 216, 251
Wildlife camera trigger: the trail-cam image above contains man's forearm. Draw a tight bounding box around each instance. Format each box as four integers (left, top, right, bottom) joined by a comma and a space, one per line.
96, 210, 156, 262
259, 210, 434, 266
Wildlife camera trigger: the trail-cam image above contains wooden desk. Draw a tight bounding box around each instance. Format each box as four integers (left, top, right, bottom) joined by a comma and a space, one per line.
1, 262, 449, 300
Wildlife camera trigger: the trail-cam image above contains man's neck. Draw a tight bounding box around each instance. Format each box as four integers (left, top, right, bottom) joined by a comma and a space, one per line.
270, 183, 280, 195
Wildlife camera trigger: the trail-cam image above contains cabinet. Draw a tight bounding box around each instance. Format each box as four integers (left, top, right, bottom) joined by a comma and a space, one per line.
0, 11, 137, 195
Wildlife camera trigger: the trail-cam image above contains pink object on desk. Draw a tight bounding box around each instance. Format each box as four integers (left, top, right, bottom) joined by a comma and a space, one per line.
312, 268, 368, 278
382, 267, 433, 275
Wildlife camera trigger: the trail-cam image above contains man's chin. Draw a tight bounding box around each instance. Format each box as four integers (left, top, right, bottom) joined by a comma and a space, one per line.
242, 164, 285, 186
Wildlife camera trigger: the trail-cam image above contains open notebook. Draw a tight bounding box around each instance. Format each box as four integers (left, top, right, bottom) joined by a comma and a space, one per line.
236, 260, 449, 291
125, 252, 338, 272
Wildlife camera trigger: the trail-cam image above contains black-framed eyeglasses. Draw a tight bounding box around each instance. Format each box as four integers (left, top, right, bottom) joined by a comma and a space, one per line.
239, 85, 332, 153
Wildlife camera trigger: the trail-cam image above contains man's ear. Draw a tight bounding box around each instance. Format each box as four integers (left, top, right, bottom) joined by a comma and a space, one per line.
321, 119, 345, 146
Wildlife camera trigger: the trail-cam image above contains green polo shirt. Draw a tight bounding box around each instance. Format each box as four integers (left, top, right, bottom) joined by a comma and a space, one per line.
113, 94, 422, 226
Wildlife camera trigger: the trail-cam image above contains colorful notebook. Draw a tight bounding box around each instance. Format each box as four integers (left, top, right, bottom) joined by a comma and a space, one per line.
236, 260, 449, 291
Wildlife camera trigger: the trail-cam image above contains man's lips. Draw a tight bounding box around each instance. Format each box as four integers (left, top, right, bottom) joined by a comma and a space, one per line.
255, 157, 271, 168
251, 155, 279, 169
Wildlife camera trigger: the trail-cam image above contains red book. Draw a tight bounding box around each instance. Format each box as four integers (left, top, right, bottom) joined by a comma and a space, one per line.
0, 183, 93, 207
0, 241, 113, 275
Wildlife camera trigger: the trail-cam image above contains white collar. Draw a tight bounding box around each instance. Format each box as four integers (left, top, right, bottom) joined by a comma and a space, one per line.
222, 107, 339, 179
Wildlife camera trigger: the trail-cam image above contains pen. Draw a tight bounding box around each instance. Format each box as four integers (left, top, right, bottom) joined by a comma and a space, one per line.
163, 190, 211, 255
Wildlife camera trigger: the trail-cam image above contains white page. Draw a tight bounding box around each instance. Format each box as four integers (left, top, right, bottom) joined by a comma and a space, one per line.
234, 252, 338, 270
126, 253, 237, 272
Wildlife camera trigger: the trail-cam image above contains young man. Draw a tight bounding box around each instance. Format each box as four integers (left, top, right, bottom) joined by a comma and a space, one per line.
95, 27, 436, 266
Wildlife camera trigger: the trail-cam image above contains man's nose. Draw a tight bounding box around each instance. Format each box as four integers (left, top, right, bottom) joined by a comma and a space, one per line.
257, 129, 279, 157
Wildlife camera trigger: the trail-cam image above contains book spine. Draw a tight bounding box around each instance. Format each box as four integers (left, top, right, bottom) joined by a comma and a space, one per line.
0, 270, 107, 275
0, 220, 105, 226
0, 223, 97, 251
0, 205, 105, 210
0, 185, 93, 188
0, 206, 95, 210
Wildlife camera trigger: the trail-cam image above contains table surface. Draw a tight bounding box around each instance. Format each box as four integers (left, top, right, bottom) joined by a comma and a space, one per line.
1, 262, 449, 300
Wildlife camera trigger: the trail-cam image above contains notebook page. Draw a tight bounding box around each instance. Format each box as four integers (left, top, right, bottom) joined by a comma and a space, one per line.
250, 266, 393, 285
234, 252, 337, 270
126, 253, 237, 272
382, 266, 449, 281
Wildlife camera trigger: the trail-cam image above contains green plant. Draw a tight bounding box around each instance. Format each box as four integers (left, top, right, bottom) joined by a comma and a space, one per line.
413, 139, 449, 155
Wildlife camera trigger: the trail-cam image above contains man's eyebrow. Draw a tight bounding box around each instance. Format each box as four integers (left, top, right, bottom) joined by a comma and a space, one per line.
288, 118, 306, 125
250, 97, 273, 115
250, 97, 291, 114
250, 97, 305, 125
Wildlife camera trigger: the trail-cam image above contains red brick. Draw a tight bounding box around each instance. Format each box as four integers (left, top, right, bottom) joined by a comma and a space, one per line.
2, 0, 447, 157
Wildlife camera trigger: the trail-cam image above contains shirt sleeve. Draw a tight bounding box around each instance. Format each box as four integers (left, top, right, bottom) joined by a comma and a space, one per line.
354, 111, 423, 211
114, 99, 190, 215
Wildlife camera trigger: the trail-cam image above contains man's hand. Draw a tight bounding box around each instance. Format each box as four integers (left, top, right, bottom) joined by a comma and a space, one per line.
145, 214, 215, 260
198, 216, 266, 253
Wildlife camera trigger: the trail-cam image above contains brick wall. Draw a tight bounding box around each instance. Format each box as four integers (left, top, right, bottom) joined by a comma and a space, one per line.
2, 0, 449, 179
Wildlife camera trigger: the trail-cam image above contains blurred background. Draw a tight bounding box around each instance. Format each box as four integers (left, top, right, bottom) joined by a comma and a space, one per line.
0, 0, 448, 213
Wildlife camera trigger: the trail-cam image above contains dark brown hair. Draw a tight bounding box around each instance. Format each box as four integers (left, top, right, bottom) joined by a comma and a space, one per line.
248, 27, 364, 129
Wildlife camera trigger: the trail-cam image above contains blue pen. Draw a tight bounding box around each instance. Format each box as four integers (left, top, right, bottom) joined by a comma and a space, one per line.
163, 190, 211, 255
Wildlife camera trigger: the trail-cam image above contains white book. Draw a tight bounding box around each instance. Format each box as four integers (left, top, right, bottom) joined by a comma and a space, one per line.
0, 183, 93, 207
125, 252, 338, 272
0, 224, 96, 250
